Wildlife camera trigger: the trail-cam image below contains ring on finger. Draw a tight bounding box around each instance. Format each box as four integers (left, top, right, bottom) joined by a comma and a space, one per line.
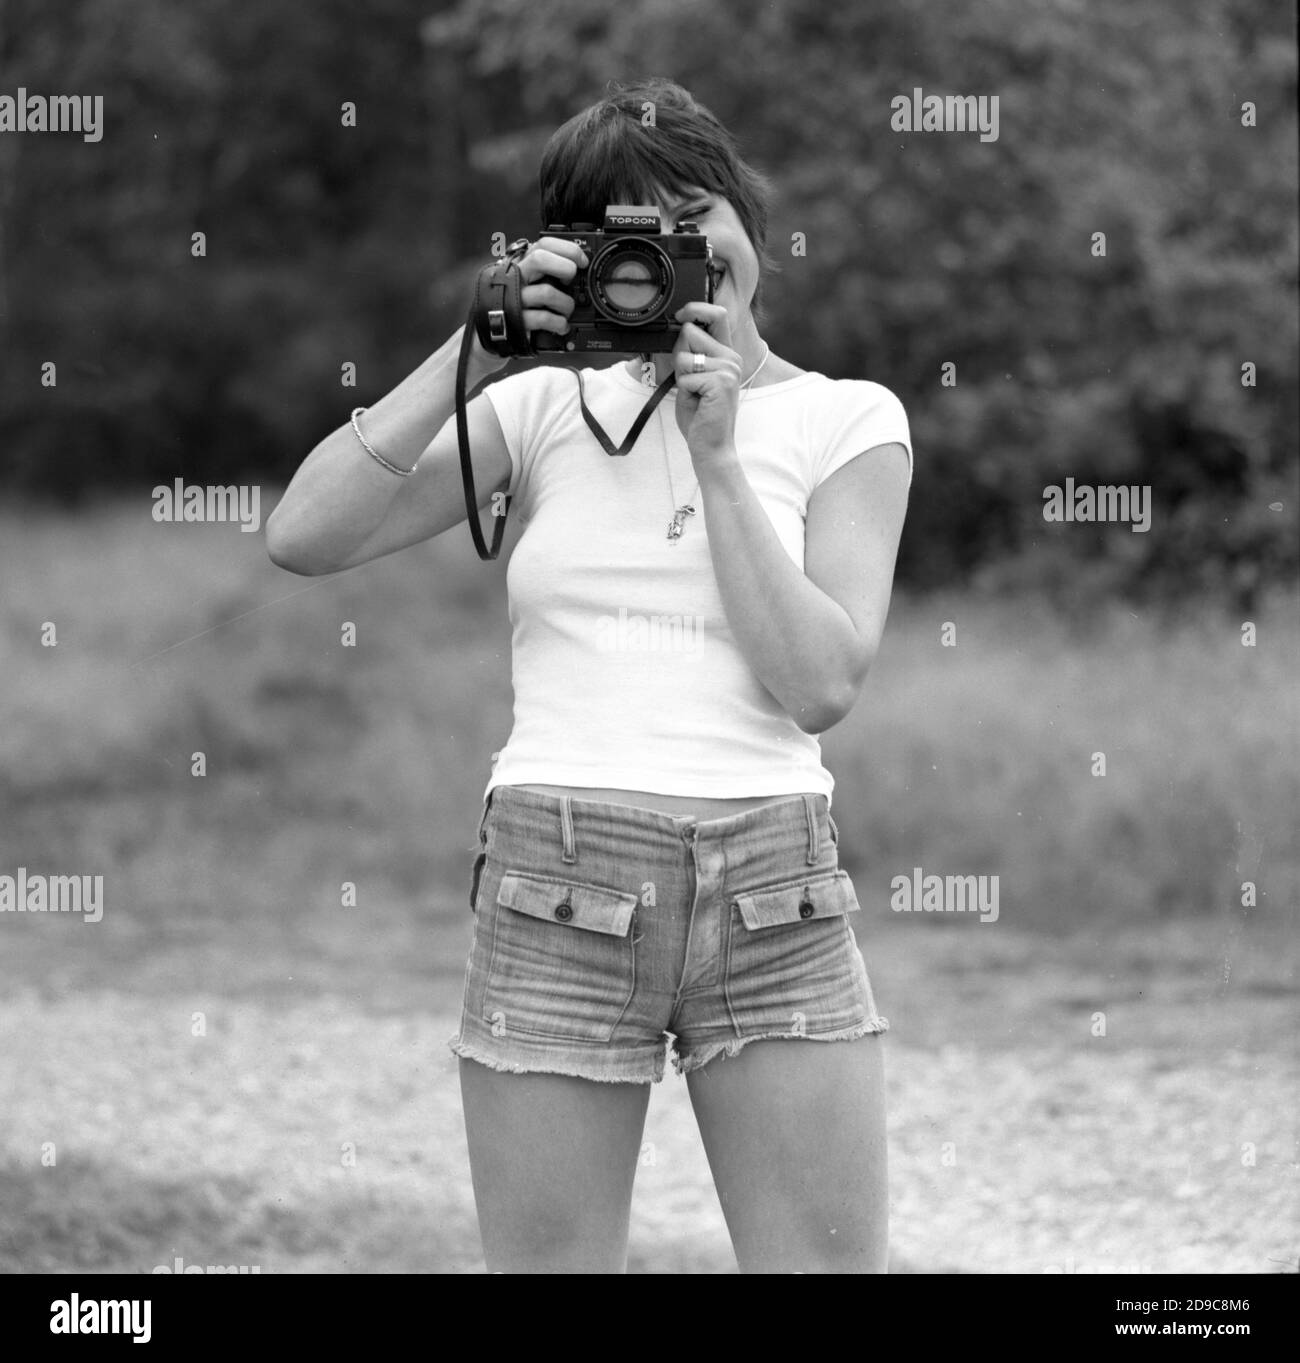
691, 352, 707, 374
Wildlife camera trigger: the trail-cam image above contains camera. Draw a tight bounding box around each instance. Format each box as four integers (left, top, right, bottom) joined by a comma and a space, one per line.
532, 205, 714, 354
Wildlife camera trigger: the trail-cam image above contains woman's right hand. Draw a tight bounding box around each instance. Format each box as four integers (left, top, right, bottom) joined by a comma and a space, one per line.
469, 235, 589, 374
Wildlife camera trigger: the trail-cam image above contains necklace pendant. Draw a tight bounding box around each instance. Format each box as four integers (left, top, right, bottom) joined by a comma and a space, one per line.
667, 504, 695, 541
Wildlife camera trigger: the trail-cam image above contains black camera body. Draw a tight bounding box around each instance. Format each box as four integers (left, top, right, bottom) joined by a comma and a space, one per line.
532, 205, 713, 354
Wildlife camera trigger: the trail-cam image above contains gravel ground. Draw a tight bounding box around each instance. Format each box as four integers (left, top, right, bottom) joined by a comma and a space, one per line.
2, 918, 1294, 1274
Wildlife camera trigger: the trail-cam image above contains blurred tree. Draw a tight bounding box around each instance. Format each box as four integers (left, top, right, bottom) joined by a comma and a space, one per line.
0, 0, 449, 485
422, 0, 1297, 608
0, 0, 1294, 611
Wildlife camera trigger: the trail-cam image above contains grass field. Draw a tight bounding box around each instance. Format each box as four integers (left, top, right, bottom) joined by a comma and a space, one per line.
1, 499, 1296, 1273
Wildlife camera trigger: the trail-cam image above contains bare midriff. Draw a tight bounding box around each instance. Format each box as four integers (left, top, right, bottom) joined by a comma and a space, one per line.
512, 784, 797, 820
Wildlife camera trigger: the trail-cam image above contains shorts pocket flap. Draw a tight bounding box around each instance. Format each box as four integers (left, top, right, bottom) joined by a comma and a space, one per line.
734, 870, 860, 930
496, 872, 637, 937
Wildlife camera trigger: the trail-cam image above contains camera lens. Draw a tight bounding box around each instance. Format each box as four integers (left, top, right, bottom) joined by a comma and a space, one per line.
602, 258, 659, 311
589, 239, 674, 325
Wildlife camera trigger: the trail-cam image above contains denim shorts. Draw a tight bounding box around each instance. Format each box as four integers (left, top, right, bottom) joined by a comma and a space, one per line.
448, 786, 888, 1083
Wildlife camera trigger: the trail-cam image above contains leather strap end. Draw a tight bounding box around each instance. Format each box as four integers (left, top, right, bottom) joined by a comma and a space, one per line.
473, 259, 533, 358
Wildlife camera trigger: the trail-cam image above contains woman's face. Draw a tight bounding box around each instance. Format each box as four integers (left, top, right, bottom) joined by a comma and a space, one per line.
653, 185, 760, 329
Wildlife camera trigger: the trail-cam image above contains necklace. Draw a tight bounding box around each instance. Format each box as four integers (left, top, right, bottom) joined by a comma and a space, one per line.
661, 341, 771, 542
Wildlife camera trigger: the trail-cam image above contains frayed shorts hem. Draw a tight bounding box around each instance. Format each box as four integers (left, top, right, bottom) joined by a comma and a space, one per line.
448, 1016, 888, 1085
449, 1034, 666, 1085
673, 1016, 889, 1076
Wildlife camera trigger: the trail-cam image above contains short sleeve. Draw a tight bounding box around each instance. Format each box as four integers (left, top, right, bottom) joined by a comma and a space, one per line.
812, 381, 913, 491
480, 365, 570, 519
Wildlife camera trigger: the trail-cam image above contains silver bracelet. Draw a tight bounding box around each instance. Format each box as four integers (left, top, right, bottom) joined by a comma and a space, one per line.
350, 407, 417, 477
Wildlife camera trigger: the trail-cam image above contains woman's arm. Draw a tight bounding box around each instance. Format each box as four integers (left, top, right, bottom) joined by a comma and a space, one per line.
265, 330, 510, 576
671, 301, 910, 734
697, 442, 910, 733
266, 239, 587, 576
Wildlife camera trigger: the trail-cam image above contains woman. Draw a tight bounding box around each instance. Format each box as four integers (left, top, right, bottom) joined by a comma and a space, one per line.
266, 78, 912, 1274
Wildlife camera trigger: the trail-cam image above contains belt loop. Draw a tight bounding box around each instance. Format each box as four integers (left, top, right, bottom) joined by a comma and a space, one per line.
559, 795, 577, 864
803, 794, 819, 864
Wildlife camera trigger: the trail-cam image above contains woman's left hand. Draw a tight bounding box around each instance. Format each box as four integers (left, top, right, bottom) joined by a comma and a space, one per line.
672, 301, 743, 468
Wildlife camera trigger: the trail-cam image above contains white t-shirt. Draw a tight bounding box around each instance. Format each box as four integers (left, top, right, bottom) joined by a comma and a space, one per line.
480, 360, 912, 806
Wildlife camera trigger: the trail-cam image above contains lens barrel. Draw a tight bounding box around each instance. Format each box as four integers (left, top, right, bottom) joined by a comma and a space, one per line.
588, 238, 675, 326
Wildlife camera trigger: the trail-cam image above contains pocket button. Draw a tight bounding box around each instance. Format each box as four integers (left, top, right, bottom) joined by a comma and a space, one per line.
555, 902, 573, 922
799, 898, 814, 919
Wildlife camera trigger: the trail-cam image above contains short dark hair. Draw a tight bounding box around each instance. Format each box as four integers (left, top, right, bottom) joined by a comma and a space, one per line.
538, 78, 779, 320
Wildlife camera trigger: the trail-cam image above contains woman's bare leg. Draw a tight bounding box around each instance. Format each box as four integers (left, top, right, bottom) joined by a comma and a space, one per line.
686, 1034, 888, 1273
459, 1061, 652, 1273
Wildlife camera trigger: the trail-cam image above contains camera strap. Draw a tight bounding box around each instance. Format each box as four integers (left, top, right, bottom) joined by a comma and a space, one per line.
457, 252, 679, 559
454, 246, 536, 560
565, 367, 677, 457
455, 296, 510, 561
